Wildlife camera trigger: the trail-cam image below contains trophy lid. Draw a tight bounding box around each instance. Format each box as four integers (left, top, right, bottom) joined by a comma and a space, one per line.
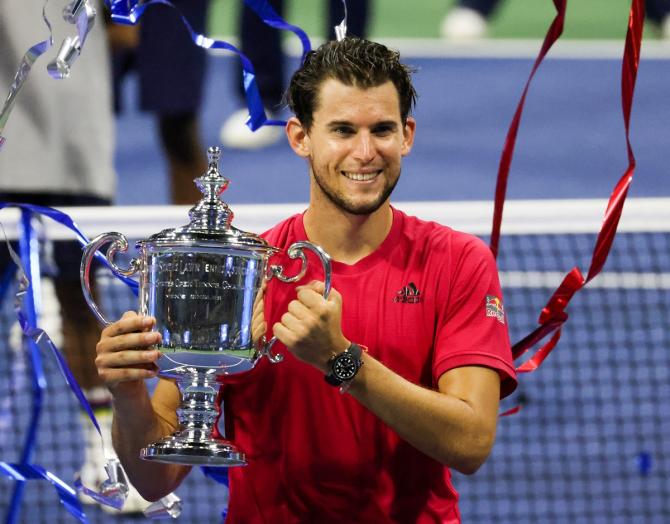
140, 146, 275, 252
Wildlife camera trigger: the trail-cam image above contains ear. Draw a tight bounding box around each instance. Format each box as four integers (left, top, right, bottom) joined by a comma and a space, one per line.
400, 116, 416, 157
286, 117, 311, 158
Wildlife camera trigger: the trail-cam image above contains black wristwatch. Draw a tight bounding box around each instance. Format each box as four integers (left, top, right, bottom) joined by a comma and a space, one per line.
325, 342, 365, 389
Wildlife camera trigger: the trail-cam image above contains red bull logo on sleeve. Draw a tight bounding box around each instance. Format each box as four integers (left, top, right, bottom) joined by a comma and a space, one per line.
486, 295, 505, 324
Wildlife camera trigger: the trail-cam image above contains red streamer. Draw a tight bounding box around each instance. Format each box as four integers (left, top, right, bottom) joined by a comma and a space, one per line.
489, 0, 645, 375
490, 0, 567, 259
499, 405, 522, 418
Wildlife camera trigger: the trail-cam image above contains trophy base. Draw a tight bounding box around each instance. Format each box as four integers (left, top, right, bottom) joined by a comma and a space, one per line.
140, 436, 246, 467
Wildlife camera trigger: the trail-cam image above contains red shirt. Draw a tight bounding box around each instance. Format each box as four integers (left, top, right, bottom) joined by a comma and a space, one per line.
220, 207, 517, 523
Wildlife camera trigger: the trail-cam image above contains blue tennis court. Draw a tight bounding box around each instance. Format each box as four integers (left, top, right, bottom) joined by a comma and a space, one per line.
2, 6, 670, 521
115, 51, 670, 205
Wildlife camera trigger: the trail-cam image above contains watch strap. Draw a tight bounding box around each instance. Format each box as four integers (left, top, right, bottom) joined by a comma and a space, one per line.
324, 342, 364, 387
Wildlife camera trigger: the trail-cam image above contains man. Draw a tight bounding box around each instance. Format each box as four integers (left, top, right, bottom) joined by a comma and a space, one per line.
96, 37, 517, 522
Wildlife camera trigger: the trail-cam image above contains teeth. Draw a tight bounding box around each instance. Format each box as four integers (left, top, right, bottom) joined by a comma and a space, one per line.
343, 171, 379, 181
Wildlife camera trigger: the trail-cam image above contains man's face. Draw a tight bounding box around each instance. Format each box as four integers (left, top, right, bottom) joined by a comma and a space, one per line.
287, 79, 415, 215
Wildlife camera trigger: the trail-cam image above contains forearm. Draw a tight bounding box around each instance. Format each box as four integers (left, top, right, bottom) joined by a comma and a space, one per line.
110, 383, 190, 501
272, 282, 499, 472
347, 354, 497, 474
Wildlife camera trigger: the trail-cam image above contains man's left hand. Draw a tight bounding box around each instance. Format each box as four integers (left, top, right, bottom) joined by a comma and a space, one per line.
272, 280, 349, 373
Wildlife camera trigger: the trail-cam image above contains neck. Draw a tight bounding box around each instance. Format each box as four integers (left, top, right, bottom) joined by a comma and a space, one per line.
303, 198, 393, 265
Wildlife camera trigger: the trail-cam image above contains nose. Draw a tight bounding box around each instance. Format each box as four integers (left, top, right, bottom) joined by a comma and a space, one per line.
351, 131, 376, 163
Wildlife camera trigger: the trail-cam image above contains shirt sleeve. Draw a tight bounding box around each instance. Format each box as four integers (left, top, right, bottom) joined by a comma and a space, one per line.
432, 236, 517, 398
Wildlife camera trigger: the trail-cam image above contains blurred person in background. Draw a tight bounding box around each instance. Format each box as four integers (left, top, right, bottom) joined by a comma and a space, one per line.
441, 0, 498, 40
647, 0, 670, 36
441, 0, 670, 40
219, 0, 370, 149
0, 0, 148, 514
109, 0, 210, 205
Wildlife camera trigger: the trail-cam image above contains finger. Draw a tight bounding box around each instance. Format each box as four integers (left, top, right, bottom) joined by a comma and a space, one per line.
252, 321, 267, 343
119, 311, 154, 332
97, 331, 161, 354
252, 307, 265, 326
97, 348, 161, 369
324, 285, 341, 305
101, 314, 155, 338
253, 293, 264, 309
279, 312, 306, 334
253, 284, 266, 307
252, 304, 266, 333
101, 366, 158, 386
300, 280, 325, 294
272, 322, 295, 348
296, 281, 341, 307
295, 286, 326, 309
253, 279, 267, 305
287, 299, 313, 320
253, 297, 266, 319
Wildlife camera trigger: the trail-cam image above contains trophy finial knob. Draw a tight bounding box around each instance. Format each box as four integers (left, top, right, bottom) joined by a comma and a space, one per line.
197, 146, 228, 197
188, 145, 233, 230
207, 146, 221, 167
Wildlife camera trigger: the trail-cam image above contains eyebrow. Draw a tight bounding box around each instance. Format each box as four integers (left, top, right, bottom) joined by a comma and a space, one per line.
326, 120, 354, 129
326, 120, 399, 130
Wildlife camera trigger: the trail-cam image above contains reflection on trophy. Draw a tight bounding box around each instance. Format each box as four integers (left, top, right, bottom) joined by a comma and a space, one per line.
80, 146, 331, 466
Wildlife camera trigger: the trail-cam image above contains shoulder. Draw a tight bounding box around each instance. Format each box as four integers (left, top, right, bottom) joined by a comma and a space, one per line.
397, 209, 491, 262
260, 214, 303, 247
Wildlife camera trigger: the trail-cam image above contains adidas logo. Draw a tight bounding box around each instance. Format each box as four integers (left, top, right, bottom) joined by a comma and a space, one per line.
394, 282, 423, 304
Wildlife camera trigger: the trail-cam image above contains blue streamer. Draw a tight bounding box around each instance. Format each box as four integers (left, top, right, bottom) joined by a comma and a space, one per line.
0, 203, 140, 520
1, 462, 87, 523
5, 210, 46, 524
104, 0, 311, 131
201, 466, 229, 486
17, 314, 102, 442
241, 1, 311, 63
0, 202, 139, 293
637, 451, 652, 476
201, 467, 229, 521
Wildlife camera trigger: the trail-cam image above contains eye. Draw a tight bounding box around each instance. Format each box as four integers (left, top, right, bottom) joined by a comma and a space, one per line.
372, 124, 395, 137
332, 125, 355, 136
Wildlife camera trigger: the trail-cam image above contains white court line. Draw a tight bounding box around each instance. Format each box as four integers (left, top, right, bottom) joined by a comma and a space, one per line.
209, 36, 670, 60
366, 38, 670, 60
0, 198, 668, 240
500, 271, 670, 289
97, 269, 670, 291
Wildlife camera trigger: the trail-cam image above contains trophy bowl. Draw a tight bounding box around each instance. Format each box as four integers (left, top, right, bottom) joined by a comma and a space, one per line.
80, 147, 331, 466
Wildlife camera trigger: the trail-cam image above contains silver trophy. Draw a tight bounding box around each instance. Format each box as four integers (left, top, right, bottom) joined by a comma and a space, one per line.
80, 146, 331, 466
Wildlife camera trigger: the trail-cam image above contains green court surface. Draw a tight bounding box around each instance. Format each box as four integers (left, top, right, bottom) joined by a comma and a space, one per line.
208, 0, 660, 41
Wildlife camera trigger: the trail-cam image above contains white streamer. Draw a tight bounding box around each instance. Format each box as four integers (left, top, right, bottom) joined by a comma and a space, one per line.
334, 0, 348, 41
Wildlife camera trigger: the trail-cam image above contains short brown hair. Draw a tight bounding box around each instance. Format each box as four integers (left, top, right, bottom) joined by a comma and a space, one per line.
285, 37, 417, 130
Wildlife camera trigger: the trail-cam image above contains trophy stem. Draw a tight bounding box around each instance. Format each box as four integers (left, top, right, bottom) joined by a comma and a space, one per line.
176, 368, 220, 438
140, 368, 246, 467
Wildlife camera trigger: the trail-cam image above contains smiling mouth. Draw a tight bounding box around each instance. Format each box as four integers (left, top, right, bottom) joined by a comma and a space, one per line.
342, 170, 382, 181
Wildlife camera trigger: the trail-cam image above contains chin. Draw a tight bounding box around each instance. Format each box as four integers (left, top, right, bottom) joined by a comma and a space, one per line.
340, 198, 388, 216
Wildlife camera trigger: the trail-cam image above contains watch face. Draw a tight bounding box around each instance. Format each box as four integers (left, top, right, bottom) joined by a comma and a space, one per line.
333, 354, 358, 381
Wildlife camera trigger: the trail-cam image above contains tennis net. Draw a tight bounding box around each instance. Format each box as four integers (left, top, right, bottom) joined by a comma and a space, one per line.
0, 197, 668, 523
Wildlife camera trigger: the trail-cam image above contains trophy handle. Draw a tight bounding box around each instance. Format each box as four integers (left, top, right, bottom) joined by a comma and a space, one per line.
80, 232, 141, 326
261, 241, 332, 363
